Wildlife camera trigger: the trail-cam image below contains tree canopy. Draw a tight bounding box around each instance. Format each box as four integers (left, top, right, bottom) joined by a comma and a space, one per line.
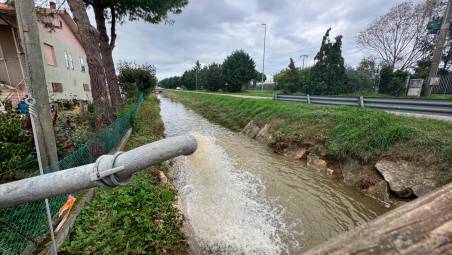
357, 1, 431, 70
159, 50, 262, 92
222, 50, 257, 92
204, 63, 225, 91
255, 71, 267, 82
310, 28, 347, 95
118, 61, 158, 96
274, 58, 300, 94
378, 65, 408, 96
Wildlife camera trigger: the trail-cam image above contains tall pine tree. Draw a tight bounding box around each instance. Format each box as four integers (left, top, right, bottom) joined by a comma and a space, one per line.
310, 28, 347, 95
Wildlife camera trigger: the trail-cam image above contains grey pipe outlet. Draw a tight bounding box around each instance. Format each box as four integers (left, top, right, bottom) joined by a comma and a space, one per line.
0, 135, 197, 208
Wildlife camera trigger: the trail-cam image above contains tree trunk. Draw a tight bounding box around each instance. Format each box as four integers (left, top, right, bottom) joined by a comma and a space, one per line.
93, 5, 122, 112
304, 182, 452, 255
67, 0, 112, 123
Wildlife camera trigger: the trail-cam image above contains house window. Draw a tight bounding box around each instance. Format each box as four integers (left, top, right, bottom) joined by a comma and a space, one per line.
43, 43, 56, 66
68, 53, 74, 70
64, 51, 69, 69
52, 82, 63, 92
83, 83, 90, 91
80, 58, 86, 72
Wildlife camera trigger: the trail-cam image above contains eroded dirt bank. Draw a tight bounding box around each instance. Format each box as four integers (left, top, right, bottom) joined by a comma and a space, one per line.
242, 119, 451, 206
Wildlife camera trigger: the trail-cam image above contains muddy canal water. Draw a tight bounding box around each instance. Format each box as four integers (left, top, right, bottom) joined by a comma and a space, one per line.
159, 95, 388, 254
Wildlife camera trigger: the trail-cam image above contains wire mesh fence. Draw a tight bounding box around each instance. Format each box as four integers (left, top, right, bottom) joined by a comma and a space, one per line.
433, 74, 452, 94
0, 93, 144, 254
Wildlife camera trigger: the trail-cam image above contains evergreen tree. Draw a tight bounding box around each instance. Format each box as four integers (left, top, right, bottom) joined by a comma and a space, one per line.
182, 69, 196, 90
222, 50, 256, 92
378, 65, 394, 94
378, 65, 408, 95
310, 28, 347, 95
197, 65, 209, 90
328, 35, 347, 94
255, 71, 267, 82
205, 63, 225, 91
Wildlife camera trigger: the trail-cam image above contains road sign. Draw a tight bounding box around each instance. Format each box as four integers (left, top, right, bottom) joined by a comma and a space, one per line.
427, 19, 442, 32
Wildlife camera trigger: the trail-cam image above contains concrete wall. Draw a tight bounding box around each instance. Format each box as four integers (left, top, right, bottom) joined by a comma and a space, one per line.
37, 14, 92, 102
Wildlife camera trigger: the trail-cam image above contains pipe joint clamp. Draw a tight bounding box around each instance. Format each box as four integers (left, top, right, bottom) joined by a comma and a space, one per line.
90, 152, 132, 187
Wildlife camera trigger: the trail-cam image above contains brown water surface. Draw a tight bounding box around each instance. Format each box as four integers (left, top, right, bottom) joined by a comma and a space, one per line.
159, 95, 388, 254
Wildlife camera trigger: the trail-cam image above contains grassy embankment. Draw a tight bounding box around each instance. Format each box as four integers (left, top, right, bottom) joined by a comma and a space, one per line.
60, 95, 187, 254
164, 90, 452, 168
194, 89, 452, 100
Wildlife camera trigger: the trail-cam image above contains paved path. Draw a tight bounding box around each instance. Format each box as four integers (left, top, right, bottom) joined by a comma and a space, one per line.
388, 111, 452, 122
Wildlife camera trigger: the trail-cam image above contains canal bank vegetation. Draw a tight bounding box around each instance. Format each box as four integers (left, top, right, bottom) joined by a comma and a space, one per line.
60, 95, 188, 254
165, 91, 452, 204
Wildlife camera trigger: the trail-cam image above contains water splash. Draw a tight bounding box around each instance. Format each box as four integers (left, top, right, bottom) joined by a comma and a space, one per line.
172, 134, 288, 254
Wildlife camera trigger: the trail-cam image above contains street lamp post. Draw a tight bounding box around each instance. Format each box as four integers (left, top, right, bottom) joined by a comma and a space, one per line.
261, 23, 267, 92
300, 54, 308, 70
196, 60, 199, 90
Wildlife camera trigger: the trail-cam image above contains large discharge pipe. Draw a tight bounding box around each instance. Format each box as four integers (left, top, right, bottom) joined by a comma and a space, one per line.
0, 135, 197, 209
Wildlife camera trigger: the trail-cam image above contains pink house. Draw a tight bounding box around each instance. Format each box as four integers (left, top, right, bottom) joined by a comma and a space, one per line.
0, 2, 92, 106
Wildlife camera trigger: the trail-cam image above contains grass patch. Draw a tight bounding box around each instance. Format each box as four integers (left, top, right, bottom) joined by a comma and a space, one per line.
424, 94, 452, 100
164, 90, 452, 167
60, 95, 187, 254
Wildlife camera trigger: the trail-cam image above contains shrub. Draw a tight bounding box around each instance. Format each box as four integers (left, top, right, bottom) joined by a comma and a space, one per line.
0, 112, 35, 181
118, 61, 157, 97
122, 82, 139, 101
3, 100, 12, 112
87, 102, 95, 113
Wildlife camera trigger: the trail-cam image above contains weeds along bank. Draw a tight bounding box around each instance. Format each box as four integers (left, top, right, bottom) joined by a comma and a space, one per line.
164, 91, 452, 205
60, 95, 188, 254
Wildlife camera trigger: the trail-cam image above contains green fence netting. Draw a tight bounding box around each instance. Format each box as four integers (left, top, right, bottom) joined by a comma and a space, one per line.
0, 94, 144, 254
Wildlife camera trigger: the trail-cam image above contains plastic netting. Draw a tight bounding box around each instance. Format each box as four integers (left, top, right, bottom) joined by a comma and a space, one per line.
0, 94, 144, 254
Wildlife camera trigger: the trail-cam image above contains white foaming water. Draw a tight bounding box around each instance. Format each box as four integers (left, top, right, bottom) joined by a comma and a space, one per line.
172, 134, 288, 254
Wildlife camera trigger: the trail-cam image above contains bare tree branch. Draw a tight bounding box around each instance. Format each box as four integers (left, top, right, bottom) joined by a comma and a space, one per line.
357, 1, 433, 70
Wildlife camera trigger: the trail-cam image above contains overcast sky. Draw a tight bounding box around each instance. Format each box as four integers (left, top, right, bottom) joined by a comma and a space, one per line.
111, 0, 420, 81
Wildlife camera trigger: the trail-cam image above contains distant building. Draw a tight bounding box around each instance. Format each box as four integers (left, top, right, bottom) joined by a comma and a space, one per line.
0, 2, 92, 106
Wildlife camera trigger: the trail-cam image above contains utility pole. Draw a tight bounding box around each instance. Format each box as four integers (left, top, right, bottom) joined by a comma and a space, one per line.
426, 0, 452, 96
15, 1, 59, 168
300, 54, 309, 70
15, 2, 60, 253
261, 23, 267, 92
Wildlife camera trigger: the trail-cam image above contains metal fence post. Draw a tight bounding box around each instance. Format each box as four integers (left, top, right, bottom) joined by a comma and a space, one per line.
307, 94, 311, 104
359, 96, 364, 108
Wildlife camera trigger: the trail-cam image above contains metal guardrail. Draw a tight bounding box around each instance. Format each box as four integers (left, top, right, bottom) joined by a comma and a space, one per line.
274, 94, 452, 116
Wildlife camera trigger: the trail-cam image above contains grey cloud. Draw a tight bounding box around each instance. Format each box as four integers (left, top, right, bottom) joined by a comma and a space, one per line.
112, 0, 423, 80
